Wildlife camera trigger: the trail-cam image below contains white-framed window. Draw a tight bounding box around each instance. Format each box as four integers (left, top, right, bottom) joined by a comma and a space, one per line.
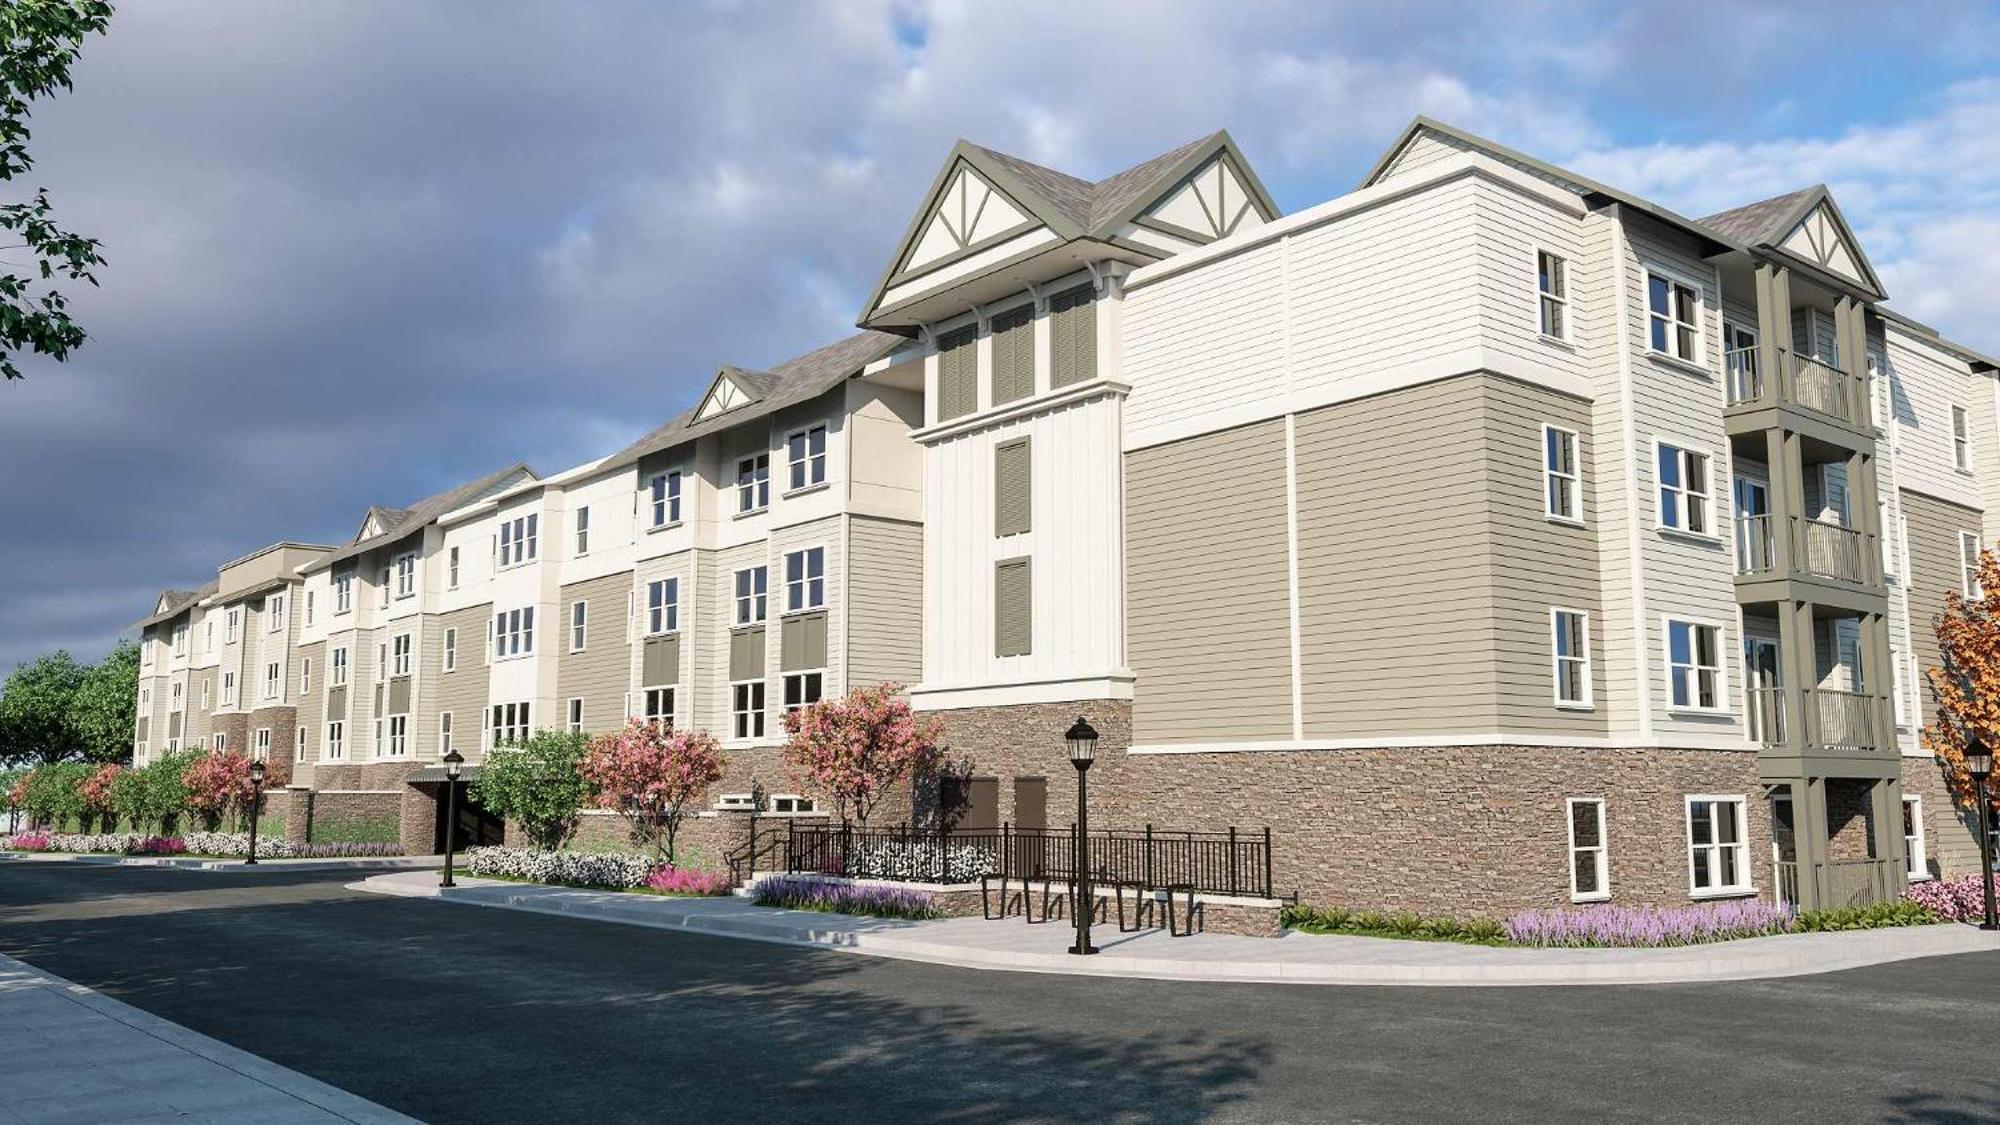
391, 633, 411, 677
784, 547, 825, 612
1536, 249, 1568, 341
269, 594, 287, 632
252, 727, 271, 761
439, 711, 454, 756
497, 514, 539, 568
385, 714, 407, 757
567, 697, 584, 733
1646, 269, 1701, 363
334, 572, 353, 614
294, 727, 307, 762
572, 505, 591, 556
647, 578, 679, 635
377, 643, 386, 683
172, 622, 187, 656
1666, 618, 1724, 711
447, 546, 460, 589
1655, 441, 1713, 535
442, 628, 456, 672
200, 679, 210, 709
299, 658, 311, 696
171, 680, 182, 706
735, 566, 767, 625
771, 794, 816, 814
1543, 424, 1581, 524
1902, 795, 1928, 881
570, 600, 588, 652
140, 686, 150, 709
222, 671, 236, 706
737, 452, 770, 513
1551, 609, 1590, 707
226, 608, 240, 643
644, 687, 674, 728
1953, 405, 1972, 471
393, 552, 416, 598
783, 671, 823, 713
1685, 796, 1751, 895
490, 701, 531, 749
1566, 797, 1609, 902
331, 646, 348, 687
657, 471, 683, 527
732, 681, 765, 739
263, 662, 280, 701
204, 620, 214, 651
211, 732, 226, 751
304, 591, 314, 627
325, 720, 344, 760
494, 607, 535, 658
378, 566, 390, 608
787, 425, 827, 491
1962, 531, 1982, 597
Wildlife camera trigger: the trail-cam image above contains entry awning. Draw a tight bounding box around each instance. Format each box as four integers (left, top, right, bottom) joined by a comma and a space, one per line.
404, 764, 484, 783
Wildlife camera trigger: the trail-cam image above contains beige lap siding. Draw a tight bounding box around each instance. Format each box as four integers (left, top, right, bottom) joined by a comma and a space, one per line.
433, 603, 491, 758
292, 640, 323, 784
1901, 488, 1983, 715
846, 515, 923, 689
557, 573, 632, 736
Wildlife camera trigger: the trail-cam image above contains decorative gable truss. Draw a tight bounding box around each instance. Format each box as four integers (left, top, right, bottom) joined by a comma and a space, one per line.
899, 161, 1039, 278
696, 365, 768, 421
1778, 200, 1877, 292
1132, 152, 1268, 244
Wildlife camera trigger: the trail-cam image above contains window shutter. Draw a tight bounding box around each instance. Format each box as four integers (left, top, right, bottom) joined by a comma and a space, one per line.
643, 635, 680, 687
937, 326, 978, 421
994, 557, 1032, 657
781, 612, 828, 672
990, 305, 1034, 405
730, 627, 766, 682
1049, 286, 1096, 388
994, 438, 1032, 537
388, 677, 411, 716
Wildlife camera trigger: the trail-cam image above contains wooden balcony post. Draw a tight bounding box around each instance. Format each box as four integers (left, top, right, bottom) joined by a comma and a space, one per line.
1799, 775, 1833, 910
1865, 610, 1897, 754
1753, 262, 1791, 409
1871, 776, 1906, 901
1777, 598, 1813, 753
1765, 429, 1799, 576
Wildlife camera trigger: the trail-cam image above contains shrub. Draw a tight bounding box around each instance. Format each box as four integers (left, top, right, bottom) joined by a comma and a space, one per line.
1504, 901, 1795, 948
580, 722, 725, 863
472, 729, 590, 850
463, 846, 656, 890
1280, 903, 1505, 945
781, 682, 943, 824
19, 762, 90, 829
294, 841, 402, 859
1903, 875, 1999, 922
642, 866, 734, 896
117, 750, 197, 835
183, 751, 256, 830
78, 764, 122, 830
181, 831, 297, 859
750, 875, 941, 920
1796, 899, 1942, 931
3, 832, 51, 851
844, 839, 994, 884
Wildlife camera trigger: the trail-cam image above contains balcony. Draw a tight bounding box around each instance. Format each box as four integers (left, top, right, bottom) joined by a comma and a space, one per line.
1735, 514, 1871, 588
1725, 349, 1872, 438
1808, 687, 1875, 751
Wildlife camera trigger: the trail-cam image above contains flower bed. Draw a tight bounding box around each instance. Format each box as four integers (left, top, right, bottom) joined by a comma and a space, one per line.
463, 846, 656, 889
843, 839, 994, 884
1504, 901, 1797, 947
3, 832, 51, 852
1905, 874, 2000, 922
641, 866, 734, 896
750, 874, 941, 920
3, 832, 181, 855
1280, 904, 1505, 944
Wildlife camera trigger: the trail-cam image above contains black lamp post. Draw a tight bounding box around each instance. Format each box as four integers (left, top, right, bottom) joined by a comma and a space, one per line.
441, 748, 464, 888
1965, 738, 1997, 931
1066, 716, 1099, 956
245, 758, 267, 866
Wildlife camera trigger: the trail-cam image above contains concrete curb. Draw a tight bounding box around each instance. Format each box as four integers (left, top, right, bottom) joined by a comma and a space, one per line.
3, 852, 443, 873
354, 872, 2000, 987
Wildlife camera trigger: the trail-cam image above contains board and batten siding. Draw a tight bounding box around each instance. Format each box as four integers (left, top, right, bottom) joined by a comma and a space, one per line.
557, 572, 632, 737
846, 515, 923, 689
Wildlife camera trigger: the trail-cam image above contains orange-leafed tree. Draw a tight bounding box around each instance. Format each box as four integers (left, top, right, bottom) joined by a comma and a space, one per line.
1920, 547, 2000, 824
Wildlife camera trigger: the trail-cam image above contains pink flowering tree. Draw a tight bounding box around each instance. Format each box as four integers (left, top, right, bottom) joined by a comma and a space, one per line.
182, 750, 255, 831
78, 763, 122, 831
781, 682, 944, 825
580, 720, 725, 863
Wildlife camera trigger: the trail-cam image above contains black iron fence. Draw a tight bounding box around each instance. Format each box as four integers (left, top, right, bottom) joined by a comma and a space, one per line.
783, 821, 1273, 899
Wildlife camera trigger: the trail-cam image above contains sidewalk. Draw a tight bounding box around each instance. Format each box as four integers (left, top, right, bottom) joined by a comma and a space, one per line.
357, 870, 2000, 987
0, 952, 415, 1124
2, 853, 443, 874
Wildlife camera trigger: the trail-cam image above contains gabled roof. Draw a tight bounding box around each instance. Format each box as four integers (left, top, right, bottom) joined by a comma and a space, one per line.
1700, 184, 1886, 298
307, 462, 538, 573
1699, 187, 1821, 244
600, 330, 907, 474
694, 364, 772, 422
135, 579, 218, 629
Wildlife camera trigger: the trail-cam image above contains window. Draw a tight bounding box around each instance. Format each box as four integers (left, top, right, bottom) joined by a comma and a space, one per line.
226, 608, 240, 643
1953, 405, 1972, 471
253, 728, 271, 760
494, 608, 535, 658
377, 643, 387, 683
737, 453, 771, 513
200, 680, 210, 709
379, 566, 390, 607
1544, 425, 1581, 523
787, 425, 827, 491
295, 727, 307, 762
172, 623, 187, 656
771, 794, 816, 814
490, 702, 531, 749
299, 658, 311, 696
1666, 619, 1723, 711
304, 591, 314, 626
732, 681, 766, 739
1566, 798, 1609, 902
386, 715, 407, 757
211, 732, 225, 751
1551, 609, 1590, 707
497, 514, 539, 567
393, 552, 416, 598
439, 712, 454, 756
784, 547, 824, 612
391, 633, 411, 677
1646, 271, 1700, 362
783, 671, 823, 713
573, 506, 590, 555
570, 600, 588, 652
443, 628, 457, 672
644, 687, 674, 727
1656, 442, 1712, 534
325, 721, 344, 760
1902, 796, 1927, 881
1686, 796, 1751, 895
263, 662, 280, 701
646, 578, 680, 635
1536, 250, 1568, 340
567, 698, 584, 733
1962, 531, 1982, 597
735, 566, 767, 625
649, 471, 682, 528
448, 546, 460, 589
171, 681, 182, 706
269, 594, 286, 632
331, 646, 348, 687
334, 572, 353, 614
221, 672, 236, 705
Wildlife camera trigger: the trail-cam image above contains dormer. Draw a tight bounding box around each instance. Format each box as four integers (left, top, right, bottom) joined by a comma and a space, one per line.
695, 365, 770, 421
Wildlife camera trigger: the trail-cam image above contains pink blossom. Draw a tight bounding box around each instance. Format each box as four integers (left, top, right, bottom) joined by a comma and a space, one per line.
579, 720, 725, 862
780, 681, 943, 824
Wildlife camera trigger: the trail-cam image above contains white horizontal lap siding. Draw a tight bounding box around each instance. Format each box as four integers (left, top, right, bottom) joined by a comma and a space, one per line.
1122, 238, 1286, 448
1470, 177, 1588, 385
1373, 131, 1467, 181
1886, 328, 1981, 510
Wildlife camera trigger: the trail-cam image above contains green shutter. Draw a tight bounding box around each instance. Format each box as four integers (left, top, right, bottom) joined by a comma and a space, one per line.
328, 685, 347, 720
643, 635, 680, 687
995, 438, 1032, 537
388, 677, 410, 716
994, 557, 1032, 657
990, 305, 1034, 405
781, 612, 829, 672
730, 627, 765, 682
937, 326, 979, 421
1049, 286, 1096, 388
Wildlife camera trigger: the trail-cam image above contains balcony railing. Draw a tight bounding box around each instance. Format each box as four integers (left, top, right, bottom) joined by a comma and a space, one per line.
1736, 514, 1776, 575
1725, 346, 1761, 405
1797, 517, 1865, 584
1817, 858, 1890, 909
1744, 686, 1786, 745
1773, 860, 1799, 906
1809, 687, 1876, 751
1786, 354, 1853, 423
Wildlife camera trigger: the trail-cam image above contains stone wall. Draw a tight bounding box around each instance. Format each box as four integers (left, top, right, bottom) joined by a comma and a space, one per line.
557, 808, 825, 872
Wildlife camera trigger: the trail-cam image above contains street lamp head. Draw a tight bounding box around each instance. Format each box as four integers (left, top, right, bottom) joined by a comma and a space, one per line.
1065, 716, 1098, 766
442, 747, 464, 780
1965, 737, 1994, 780
248, 759, 266, 786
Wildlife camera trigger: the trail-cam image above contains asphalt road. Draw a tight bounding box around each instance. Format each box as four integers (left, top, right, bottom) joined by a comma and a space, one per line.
0, 863, 1995, 1124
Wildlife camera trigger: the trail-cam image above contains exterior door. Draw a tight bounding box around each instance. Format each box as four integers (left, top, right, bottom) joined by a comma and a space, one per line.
1735, 478, 1770, 571
1744, 637, 1783, 744
1012, 777, 1047, 879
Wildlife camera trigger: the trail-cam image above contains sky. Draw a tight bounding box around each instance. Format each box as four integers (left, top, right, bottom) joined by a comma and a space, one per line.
2, 0, 1998, 673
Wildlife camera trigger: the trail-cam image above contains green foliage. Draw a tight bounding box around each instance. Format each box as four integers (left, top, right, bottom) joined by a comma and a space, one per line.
71, 639, 136, 762
1281, 902, 1506, 945
309, 812, 399, 845
472, 728, 589, 850
1795, 899, 1942, 932
0, 649, 86, 763
17, 759, 87, 827
0, 0, 113, 382
112, 749, 193, 833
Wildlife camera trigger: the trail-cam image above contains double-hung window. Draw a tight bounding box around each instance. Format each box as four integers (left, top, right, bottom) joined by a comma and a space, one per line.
490, 702, 531, 749
494, 607, 534, 658
1647, 271, 1700, 363
391, 633, 411, 677
1686, 796, 1750, 895
787, 425, 827, 491
379, 567, 391, 608
1902, 796, 1927, 881
386, 715, 407, 757
394, 552, 416, 598
784, 547, 824, 612
1536, 250, 1568, 340
268, 595, 286, 632
253, 728, 271, 761
784, 670, 823, 713
442, 628, 457, 672
331, 646, 348, 687
263, 662, 280, 701
1544, 425, 1581, 523
222, 671, 237, 706
1566, 798, 1609, 902
567, 698, 585, 733
1656, 442, 1712, 534
299, 658, 311, 696
732, 681, 766, 739
1551, 609, 1590, 707
574, 506, 590, 555
497, 514, 539, 567
649, 471, 682, 528
447, 547, 460, 589
172, 623, 187, 656
735, 566, 767, 625
1666, 619, 1722, 711
325, 720, 344, 760
226, 608, 240, 643
334, 572, 353, 614
647, 578, 679, 635
644, 687, 675, 728
1962, 531, 1983, 597
439, 712, 454, 756
1953, 405, 1972, 471
737, 453, 771, 513
570, 600, 588, 652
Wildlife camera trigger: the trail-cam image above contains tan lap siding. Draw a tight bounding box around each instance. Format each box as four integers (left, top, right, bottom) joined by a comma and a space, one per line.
557, 573, 632, 736
435, 603, 491, 758
1901, 489, 1983, 714
847, 515, 923, 689
293, 641, 323, 775
1127, 418, 1293, 744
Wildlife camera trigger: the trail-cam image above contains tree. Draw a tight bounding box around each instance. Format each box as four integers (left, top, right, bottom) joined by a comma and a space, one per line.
580, 720, 724, 863
17, 759, 86, 828
0, 649, 84, 763
1922, 547, 2000, 829
0, 0, 113, 383
781, 682, 944, 825
471, 728, 589, 850
1, 764, 26, 830
76, 760, 118, 830
115, 748, 193, 834
72, 639, 136, 762
182, 749, 253, 831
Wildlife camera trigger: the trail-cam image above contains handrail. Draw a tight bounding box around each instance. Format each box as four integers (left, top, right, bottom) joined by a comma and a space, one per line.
1806, 687, 1876, 751
1795, 516, 1865, 583
1735, 513, 1775, 575
1725, 346, 1761, 405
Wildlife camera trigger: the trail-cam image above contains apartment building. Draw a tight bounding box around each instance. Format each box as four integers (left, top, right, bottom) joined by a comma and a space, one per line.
136, 118, 1998, 913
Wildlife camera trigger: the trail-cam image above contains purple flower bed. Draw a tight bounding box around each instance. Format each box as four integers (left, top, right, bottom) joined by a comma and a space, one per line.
750, 875, 941, 920
130, 836, 186, 855
1505, 900, 1795, 947
643, 866, 734, 896
1905, 874, 2000, 922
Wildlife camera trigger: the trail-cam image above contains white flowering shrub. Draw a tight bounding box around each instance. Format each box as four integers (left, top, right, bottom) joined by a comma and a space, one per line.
845, 840, 994, 884
182, 832, 297, 858
44, 833, 148, 854
464, 846, 656, 889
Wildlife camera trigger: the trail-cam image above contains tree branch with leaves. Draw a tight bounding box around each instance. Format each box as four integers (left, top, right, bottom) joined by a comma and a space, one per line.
1920, 546, 2000, 826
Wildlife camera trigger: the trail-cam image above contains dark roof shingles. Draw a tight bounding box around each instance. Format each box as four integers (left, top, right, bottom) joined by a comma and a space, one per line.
1699, 186, 1819, 245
